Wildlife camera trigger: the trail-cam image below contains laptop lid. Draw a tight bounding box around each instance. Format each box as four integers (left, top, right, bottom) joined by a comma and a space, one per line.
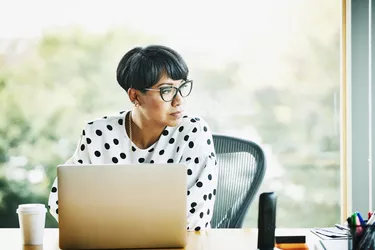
57, 164, 187, 249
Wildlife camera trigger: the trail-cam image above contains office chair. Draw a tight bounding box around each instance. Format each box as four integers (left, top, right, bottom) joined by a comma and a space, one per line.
210, 134, 266, 228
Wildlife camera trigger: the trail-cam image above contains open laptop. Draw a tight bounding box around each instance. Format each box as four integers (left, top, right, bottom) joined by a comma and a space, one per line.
57, 163, 187, 249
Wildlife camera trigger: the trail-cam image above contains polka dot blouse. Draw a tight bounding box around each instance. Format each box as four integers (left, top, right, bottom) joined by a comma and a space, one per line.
48, 110, 218, 231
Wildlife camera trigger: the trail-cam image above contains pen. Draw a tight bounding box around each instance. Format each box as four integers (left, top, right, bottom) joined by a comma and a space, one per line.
367, 211, 375, 225
351, 213, 363, 235
356, 212, 365, 226
334, 224, 350, 232
347, 216, 352, 226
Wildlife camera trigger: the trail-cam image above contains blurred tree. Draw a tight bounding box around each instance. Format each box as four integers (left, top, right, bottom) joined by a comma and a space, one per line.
0, 27, 155, 227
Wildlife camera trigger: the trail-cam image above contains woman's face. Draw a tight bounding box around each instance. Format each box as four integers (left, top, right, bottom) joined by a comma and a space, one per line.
137, 75, 189, 128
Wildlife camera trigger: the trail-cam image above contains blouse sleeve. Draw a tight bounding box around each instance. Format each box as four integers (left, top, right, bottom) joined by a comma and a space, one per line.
47, 128, 91, 222
181, 121, 218, 231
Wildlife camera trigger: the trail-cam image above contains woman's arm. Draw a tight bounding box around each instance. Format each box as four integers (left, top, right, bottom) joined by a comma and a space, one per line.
181, 119, 218, 231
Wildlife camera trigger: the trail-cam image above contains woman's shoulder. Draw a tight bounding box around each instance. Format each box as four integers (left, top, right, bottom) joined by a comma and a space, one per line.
83, 110, 127, 131
177, 114, 212, 135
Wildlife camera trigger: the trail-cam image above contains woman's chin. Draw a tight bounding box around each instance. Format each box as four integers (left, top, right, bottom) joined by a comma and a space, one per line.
166, 117, 183, 127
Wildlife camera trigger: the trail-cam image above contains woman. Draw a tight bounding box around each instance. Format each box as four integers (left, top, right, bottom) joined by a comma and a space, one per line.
48, 45, 218, 231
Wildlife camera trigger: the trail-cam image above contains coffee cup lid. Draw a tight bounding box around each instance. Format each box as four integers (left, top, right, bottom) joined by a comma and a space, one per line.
16, 204, 47, 214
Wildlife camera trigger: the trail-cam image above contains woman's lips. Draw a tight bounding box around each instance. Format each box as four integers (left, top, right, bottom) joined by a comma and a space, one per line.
170, 111, 183, 118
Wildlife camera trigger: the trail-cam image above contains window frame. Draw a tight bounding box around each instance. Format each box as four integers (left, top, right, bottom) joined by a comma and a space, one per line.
342, 0, 375, 222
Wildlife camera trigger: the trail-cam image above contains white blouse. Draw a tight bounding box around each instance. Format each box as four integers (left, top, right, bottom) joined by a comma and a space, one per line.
48, 110, 218, 231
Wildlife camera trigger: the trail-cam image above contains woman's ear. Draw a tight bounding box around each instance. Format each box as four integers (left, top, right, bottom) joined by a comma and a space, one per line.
128, 88, 140, 107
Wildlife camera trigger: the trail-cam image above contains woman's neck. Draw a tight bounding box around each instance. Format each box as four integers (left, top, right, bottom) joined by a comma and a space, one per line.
128, 109, 165, 149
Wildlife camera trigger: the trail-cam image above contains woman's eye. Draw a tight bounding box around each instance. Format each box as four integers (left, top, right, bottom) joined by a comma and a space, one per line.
161, 88, 172, 94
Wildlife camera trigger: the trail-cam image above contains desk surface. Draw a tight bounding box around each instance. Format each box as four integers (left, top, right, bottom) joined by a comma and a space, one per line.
0, 228, 319, 250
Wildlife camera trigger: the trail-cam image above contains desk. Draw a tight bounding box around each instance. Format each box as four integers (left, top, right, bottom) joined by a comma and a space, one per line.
0, 228, 319, 250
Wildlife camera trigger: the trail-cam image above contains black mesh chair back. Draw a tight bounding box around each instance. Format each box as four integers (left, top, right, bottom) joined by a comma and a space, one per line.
210, 134, 266, 228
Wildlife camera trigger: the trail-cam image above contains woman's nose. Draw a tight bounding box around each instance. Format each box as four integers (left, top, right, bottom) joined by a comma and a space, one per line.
172, 90, 183, 106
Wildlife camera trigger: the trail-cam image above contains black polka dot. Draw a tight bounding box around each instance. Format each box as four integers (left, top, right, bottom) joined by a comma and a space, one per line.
112, 157, 118, 163
120, 153, 126, 159
118, 119, 123, 125
184, 135, 189, 141
187, 190, 190, 195
190, 119, 196, 123
207, 209, 210, 215
208, 174, 212, 180
113, 139, 119, 145
96, 130, 102, 136
192, 127, 197, 133
48, 205, 50, 209
205, 222, 209, 228
169, 138, 175, 144
80, 144, 85, 151
191, 202, 197, 207
179, 126, 184, 132
196, 181, 203, 188
209, 193, 212, 200
159, 150, 165, 155
56, 200, 58, 205
148, 148, 154, 152
213, 189, 216, 195
190, 208, 196, 214
203, 126, 208, 132
187, 169, 192, 175
103, 116, 107, 119
176, 147, 180, 152
56, 209, 58, 214
104, 143, 110, 150
95, 151, 101, 157
207, 139, 211, 145
194, 157, 199, 164
107, 125, 113, 131
203, 194, 207, 200
186, 157, 191, 161
51, 187, 57, 193
150, 160, 154, 164
162, 130, 169, 136
86, 138, 91, 144
138, 158, 145, 163
183, 115, 188, 118
132, 146, 136, 152
211, 152, 215, 157
120, 110, 125, 114
200, 212, 204, 218
194, 226, 201, 231
78, 159, 83, 164
167, 159, 174, 163
189, 141, 194, 148
194, 117, 200, 121
82, 130, 85, 136
88, 121, 93, 125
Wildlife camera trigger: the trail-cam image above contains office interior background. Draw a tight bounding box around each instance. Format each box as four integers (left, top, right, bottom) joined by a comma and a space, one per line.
0, 0, 343, 228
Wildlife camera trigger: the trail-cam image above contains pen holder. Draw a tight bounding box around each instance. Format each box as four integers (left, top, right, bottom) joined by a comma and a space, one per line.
349, 224, 375, 250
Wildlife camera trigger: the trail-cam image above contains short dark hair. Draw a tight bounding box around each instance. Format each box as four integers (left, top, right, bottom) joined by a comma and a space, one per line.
116, 45, 189, 92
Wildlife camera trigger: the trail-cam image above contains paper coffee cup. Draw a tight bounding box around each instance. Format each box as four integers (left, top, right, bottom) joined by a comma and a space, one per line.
16, 204, 47, 245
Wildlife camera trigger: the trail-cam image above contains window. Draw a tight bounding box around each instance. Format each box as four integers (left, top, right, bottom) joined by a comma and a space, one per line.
0, 0, 340, 227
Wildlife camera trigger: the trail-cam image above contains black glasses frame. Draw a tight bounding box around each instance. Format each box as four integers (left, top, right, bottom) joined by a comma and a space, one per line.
144, 80, 193, 102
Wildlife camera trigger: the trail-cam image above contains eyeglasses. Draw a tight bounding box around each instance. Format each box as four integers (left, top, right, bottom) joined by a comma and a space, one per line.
144, 80, 193, 102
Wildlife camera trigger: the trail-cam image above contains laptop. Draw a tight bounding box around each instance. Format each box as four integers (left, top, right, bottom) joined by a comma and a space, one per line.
57, 163, 187, 249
